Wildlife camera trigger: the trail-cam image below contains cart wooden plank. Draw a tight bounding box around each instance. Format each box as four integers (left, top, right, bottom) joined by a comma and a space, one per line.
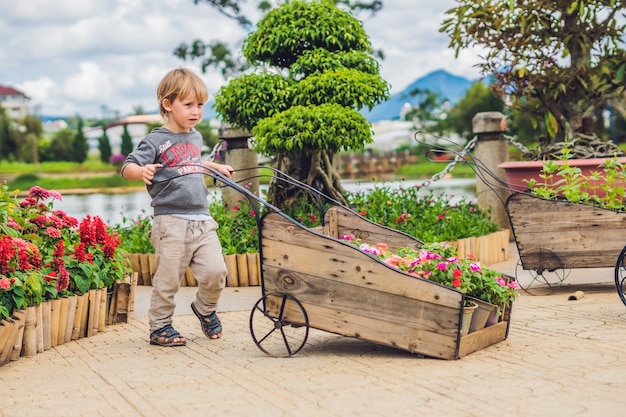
506, 193, 626, 269
262, 265, 461, 335
323, 206, 424, 251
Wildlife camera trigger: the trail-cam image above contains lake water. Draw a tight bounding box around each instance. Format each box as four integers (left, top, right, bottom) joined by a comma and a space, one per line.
53, 177, 477, 226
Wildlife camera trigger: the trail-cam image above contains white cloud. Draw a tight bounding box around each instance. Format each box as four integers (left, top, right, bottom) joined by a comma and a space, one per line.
0, 0, 482, 118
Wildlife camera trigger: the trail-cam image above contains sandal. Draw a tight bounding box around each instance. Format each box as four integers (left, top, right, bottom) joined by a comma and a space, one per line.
149, 324, 187, 347
191, 302, 222, 339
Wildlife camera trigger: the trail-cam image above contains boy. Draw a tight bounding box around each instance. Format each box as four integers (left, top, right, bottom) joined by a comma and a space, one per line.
121, 68, 233, 346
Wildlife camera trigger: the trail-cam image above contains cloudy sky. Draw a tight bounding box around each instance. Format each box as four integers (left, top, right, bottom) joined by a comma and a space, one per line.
1, 0, 483, 119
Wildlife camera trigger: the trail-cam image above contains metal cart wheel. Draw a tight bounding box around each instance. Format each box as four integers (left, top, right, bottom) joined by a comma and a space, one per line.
614, 245, 626, 307
249, 292, 309, 358
515, 248, 570, 295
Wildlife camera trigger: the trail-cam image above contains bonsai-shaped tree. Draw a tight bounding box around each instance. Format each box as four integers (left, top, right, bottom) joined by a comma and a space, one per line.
441, 1, 626, 160
174, 0, 383, 78
214, 0, 389, 206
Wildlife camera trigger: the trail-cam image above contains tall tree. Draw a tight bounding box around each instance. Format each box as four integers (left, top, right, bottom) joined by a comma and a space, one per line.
72, 117, 89, 163
120, 124, 134, 156
98, 128, 113, 163
214, 0, 389, 206
441, 1, 626, 159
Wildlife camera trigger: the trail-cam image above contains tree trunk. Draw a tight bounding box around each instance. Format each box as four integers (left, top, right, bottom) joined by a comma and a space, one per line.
268, 150, 347, 210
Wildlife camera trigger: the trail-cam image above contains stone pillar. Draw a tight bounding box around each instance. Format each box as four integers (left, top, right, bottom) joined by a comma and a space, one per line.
217, 124, 258, 208
472, 112, 511, 232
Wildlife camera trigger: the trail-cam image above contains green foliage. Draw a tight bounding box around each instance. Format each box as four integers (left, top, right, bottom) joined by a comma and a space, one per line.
42, 128, 76, 162
176, 0, 383, 77
110, 211, 154, 254
347, 183, 499, 242
210, 193, 259, 255
292, 69, 388, 110
253, 104, 372, 155
98, 129, 113, 163
242, 0, 372, 68
291, 49, 382, 77
72, 117, 89, 163
527, 151, 626, 210
0, 106, 18, 161
441, 1, 626, 144
120, 124, 134, 156
214, 0, 389, 206
446, 82, 505, 137
214, 74, 294, 131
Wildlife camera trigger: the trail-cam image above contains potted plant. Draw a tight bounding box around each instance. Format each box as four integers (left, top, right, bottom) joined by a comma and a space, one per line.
441, 1, 626, 161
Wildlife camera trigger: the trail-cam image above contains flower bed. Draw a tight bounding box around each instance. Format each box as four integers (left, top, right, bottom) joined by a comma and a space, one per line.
0, 184, 132, 367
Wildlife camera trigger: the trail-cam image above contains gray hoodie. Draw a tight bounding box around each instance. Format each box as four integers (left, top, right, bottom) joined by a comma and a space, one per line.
122, 127, 209, 216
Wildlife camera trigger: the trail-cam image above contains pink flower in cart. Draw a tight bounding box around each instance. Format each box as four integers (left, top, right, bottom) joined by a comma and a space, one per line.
469, 262, 481, 272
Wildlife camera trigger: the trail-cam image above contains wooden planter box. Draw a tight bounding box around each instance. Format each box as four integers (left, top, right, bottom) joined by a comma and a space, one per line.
449, 229, 510, 266
261, 206, 511, 360
126, 253, 261, 287
506, 192, 626, 270
0, 284, 131, 368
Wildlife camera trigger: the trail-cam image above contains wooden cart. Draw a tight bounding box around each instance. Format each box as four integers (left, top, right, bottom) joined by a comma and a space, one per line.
208, 167, 512, 360
505, 192, 626, 304
251, 205, 511, 359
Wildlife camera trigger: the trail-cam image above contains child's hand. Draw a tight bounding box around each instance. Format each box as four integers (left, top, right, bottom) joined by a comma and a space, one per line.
143, 163, 162, 185
220, 165, 235, 178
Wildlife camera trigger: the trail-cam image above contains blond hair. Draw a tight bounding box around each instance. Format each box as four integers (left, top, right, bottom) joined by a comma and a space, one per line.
157, 68, 209, 118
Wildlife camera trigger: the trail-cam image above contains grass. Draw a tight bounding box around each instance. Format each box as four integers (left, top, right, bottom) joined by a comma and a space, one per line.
3, 158, 475, 193
0, 158, 114, 175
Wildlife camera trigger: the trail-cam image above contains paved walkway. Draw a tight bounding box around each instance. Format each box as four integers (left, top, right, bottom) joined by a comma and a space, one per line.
1, 243, 626, 417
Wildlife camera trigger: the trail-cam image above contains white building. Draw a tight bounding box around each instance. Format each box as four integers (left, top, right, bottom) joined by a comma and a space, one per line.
0, 85, 30, 119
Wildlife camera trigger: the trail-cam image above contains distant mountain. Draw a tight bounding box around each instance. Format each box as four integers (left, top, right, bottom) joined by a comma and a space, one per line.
362, 69, 477, 122
41, 70, 473, 124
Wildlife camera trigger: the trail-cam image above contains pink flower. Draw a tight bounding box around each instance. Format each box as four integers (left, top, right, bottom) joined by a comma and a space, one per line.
46, 227, 62, 238
0, 277, 10, 290
508, 281, 520, 289
436, 262, 447, 271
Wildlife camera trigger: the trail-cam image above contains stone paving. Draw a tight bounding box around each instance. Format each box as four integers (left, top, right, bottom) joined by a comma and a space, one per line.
1, 244, 626, 417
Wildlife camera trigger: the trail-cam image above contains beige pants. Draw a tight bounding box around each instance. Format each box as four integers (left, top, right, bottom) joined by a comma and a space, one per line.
148, 215, 227, 333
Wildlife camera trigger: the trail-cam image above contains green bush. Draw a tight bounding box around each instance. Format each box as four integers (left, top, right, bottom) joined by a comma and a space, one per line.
111, 183, 499, 255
